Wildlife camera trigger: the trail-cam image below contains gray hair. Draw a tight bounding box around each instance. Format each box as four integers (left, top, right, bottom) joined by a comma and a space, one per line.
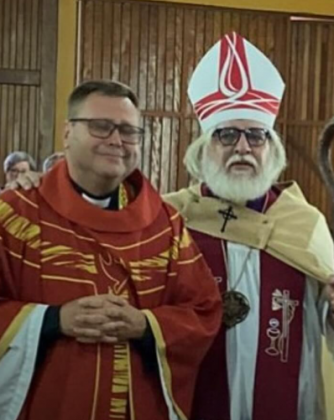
3, 151, 37, 173
183, 128, 287, 181
43, 152, 65, 172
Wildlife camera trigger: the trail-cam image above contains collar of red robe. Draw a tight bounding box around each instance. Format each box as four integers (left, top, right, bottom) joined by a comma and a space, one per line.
39, 159, 163, 232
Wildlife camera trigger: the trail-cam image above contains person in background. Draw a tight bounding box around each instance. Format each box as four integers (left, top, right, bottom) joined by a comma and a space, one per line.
3, 151, 36, 184
43, 151, 65, 172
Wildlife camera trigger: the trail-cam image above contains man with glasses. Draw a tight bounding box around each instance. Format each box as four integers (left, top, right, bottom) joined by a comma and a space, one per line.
0, 80, 221, 420
166, 33, 334, 420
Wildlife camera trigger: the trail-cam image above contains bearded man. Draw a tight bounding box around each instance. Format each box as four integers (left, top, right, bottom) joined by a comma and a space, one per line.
165, 32, 334, 420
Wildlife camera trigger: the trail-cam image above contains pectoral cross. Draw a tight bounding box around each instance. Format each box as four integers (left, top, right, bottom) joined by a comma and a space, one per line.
219, 206, 237, 232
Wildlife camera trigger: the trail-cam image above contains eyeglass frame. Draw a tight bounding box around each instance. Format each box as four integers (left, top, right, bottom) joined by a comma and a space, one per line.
69, 118, 145, 144
212, 127, 272, 148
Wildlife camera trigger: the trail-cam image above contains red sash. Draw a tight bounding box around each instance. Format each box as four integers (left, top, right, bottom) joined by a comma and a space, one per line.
190, 233, 305, 420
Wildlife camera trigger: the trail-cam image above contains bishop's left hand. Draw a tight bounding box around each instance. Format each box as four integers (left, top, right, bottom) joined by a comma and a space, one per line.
100, 295, 147, 343
325, 276, 334, 328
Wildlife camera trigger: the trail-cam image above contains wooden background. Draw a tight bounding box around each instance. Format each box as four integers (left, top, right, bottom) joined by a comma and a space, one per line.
0, 0, 58, 181
77, 0, 334, 222
1, 0, 334, 224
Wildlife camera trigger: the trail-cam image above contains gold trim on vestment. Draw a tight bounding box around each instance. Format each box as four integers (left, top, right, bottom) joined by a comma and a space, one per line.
90, 344, 101, 420
109, 343, 129, 420
142, 309, 188, 420
0, 304, 36, 360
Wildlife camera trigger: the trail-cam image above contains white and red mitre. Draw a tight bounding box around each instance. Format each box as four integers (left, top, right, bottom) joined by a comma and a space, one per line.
188, 32, 285, 131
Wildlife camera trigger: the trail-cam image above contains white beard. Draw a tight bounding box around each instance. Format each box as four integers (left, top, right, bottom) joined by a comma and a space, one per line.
202, 152, 284, 203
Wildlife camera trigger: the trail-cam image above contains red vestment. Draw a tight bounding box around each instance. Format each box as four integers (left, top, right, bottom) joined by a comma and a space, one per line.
0, 161, 221, 420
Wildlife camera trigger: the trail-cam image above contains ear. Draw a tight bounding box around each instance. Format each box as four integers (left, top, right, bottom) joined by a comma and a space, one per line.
63, 121, 71, 150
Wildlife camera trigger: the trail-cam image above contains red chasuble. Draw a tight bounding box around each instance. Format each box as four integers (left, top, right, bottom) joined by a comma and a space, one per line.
0, 161, 221, 420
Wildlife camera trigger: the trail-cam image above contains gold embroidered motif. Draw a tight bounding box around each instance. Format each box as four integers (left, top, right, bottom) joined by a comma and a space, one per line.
0, 200, 41, 248
41, 244, 97, 274
99, 253, 129, 295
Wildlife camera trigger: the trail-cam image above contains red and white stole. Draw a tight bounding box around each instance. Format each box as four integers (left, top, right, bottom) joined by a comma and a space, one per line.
190, 197, 305, 420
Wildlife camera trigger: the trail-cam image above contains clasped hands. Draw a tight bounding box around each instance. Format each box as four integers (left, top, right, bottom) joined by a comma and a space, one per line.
60, 293, 147, 344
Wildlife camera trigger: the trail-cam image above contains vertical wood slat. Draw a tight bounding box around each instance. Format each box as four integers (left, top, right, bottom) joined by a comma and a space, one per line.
9, 0, 17, 69
39, 0, 58, 162
0, 0, 58, 183
177, 6, 191, 189
79, 0, 334, 222
129, 3, 140, 95
81, 0, 93, 80
30, 0, 40, 70
0, 1, 3, 68
120, 2, 131, 85
156, 6, 166, 111
165, 6, 176, 113
141, 116, 150, 180
23, 0, 32, 69
92, 0, 103, 79
169, 118, 179, 192
146, 5, 158, 111
101, 1, 112, 80
160, 118, 170, 194
16, 0, 25, 69
2, 0, 11, 68
112, 2, 121, 81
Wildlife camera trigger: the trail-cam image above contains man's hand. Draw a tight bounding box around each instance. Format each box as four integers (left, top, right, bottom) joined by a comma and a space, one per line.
59, 294, 146, 344
60, 295, 106, 342
5, 171, 42, 191
325, 276, 334, 328
101, 295, 147, 342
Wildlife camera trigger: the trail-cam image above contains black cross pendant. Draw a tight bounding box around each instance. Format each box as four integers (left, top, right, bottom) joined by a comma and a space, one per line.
219, 206, 237, 232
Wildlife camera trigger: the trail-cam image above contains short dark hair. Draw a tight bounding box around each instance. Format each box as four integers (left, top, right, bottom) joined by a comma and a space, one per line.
67, 80, 139, 118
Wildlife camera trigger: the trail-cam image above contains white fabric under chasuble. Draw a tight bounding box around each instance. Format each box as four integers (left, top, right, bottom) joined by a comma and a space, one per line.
224, 242, 332, 420
225, 242, 261, 420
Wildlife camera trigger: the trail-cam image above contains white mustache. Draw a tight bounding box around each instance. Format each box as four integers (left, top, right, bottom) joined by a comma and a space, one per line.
226, 155, 258, 169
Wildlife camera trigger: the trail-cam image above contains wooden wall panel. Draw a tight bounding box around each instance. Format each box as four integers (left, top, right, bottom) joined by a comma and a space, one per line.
78, 0, 334, 222
0, 0, 58, 183
281, 21, 334, 222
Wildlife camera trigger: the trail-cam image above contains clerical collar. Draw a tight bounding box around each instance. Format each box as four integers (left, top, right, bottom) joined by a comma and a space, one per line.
71, 180, 119, 210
